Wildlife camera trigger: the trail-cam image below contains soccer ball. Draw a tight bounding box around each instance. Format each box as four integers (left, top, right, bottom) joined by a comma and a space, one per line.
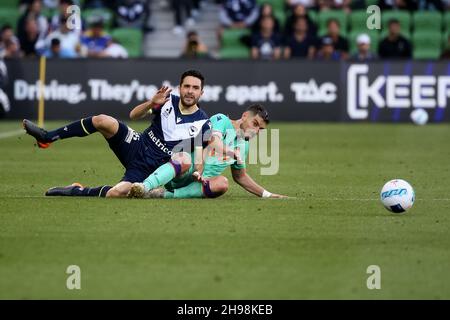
410, 109, 429, 126
380, 179, 415, 213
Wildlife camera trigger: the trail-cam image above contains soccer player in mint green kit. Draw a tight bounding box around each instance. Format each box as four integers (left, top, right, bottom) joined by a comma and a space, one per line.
128, 104, 287, 199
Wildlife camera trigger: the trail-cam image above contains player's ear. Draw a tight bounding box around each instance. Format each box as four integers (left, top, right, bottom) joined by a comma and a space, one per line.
242, 111, 249, 120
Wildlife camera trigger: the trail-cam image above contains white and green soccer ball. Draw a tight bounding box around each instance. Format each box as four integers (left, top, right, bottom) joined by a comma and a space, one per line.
410, 109, 429, 126
380, 179, 415, 214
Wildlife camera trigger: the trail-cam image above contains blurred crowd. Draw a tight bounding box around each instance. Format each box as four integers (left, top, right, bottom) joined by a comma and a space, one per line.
217, 0, 450, 61
2, 0, 450, 60
0, 0, 155, 59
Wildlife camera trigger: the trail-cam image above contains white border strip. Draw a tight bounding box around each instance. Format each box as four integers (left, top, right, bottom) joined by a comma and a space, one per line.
0, 129, 24, 139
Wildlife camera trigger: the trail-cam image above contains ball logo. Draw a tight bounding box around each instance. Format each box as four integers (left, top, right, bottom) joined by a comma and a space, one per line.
380, 179, 414, 213
381, 188, 407, 199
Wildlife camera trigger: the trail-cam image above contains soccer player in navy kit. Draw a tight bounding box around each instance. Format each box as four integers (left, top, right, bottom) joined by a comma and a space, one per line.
22, 70, 212, 198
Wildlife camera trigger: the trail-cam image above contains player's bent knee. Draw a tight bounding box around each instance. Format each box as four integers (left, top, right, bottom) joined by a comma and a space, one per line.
92, 114, 117, 130
92, 114, 119, 138
215, 176, 229, 194
204, 176, 228, 198
170, 152, 191, 176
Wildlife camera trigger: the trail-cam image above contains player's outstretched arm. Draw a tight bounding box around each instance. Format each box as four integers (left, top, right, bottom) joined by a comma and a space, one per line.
231, 167, 287, 199
129, 86, 172, 120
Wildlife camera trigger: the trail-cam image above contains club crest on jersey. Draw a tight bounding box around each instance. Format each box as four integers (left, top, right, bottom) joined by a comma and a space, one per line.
163, 106, 173, 118
189, 125, 198, 136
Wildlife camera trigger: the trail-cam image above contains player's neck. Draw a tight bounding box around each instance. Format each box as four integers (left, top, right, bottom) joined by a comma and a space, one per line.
231, 120, 243, 138
178, 102, 198, 115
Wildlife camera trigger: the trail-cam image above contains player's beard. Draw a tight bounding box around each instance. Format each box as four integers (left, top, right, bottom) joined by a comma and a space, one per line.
237, 124, 251, 141
180, 95, 199, 108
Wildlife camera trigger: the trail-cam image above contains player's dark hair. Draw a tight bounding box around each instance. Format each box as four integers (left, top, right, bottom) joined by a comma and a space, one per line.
247, 104, 270, 125
180, 69, 205, 89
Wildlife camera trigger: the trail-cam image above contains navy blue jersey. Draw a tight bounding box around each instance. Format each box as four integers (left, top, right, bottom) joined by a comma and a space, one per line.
138, 94, 211, 167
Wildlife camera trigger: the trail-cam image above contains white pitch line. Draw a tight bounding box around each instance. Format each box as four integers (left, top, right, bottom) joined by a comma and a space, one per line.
0, 129, 24, 139
0, 196, 449, 202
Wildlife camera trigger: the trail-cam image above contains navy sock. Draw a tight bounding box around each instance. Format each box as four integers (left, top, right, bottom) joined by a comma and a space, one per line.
45, 117, 97, 142
71, 185, 112, 197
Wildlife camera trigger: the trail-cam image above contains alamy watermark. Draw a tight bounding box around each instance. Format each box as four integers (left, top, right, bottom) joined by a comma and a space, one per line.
366, 5, 381, 30
66, 265, 81, 290
66, 5, 82, 31
366, 265, 381, 290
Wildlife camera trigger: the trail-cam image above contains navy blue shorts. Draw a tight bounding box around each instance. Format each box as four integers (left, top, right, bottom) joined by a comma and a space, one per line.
107, 121, 156, 183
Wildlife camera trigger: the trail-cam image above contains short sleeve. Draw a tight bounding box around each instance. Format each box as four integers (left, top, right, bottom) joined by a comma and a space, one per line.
210, 114, 228, 136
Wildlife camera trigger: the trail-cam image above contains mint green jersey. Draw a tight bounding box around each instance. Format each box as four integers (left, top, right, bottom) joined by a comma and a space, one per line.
202, 113, 248, 178
166, 114, 248, 192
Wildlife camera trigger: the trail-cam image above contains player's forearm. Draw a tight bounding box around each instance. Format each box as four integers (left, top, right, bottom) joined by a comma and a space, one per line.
208, 134, 238, 161
234, 173, 265, 197
129, 101, 155, 120
194, 146, 204, 174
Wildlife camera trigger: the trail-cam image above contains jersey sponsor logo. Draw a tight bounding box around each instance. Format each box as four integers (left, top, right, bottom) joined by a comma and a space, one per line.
147, 130, 172, 156
347, 64, 450, 120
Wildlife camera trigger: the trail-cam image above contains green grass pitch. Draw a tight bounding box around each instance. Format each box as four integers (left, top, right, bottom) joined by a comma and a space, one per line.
0, 120, 449, 299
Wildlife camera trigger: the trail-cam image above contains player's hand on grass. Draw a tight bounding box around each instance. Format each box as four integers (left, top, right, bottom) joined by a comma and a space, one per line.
150, 86, 172, 108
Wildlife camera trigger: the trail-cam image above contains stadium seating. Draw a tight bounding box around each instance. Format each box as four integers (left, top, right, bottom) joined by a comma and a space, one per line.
0, 8, 20, 31
274, 9, 287, 29
220, 29, 251, 59
111, 28, 143, 58
256, 0, 284, 12
81, 8, 114, 30
308, 10, 318, 25
365, 0, 379, 6
413, 11, 442, 32
412, 31, 442, 59
445, 12, 450, 31
2, 0, 17, 8
349, 10, 369, 33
